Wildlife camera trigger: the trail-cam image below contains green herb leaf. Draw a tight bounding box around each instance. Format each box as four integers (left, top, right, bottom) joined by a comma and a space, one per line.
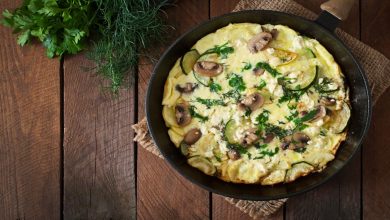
195, 97, 226, 108
201, 42, 234, 59
254, 62, 281, 77
228, 74, 246, 91
189, 105, 208, 122
241, 62, 252, 72
209, 81, 222, 93
222, 89, 241, 102
256, 79, 267, 90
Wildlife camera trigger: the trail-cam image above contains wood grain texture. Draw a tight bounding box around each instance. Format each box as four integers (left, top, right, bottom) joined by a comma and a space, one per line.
210, 1, 283, 219
286, 1, 362, 220
361, 0, 390, 219
63, 54, 136, 219
137, 1, 210, 219
0, 0, 61, 219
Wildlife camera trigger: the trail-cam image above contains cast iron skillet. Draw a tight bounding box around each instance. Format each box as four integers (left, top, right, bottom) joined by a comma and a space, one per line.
146, 0, 371, 200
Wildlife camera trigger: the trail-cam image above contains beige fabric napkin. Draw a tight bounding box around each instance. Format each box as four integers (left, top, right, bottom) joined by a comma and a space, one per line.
133, 0, 390, 219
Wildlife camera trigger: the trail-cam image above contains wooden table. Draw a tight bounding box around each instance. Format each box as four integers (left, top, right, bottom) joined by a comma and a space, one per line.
1, 0, 389, 219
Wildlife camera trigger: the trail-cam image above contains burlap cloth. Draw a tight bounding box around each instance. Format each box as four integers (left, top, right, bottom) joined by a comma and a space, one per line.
132, 0, 390, 218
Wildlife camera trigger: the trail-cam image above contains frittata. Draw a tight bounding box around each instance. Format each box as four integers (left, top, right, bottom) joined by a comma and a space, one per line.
162, 23, 350, 185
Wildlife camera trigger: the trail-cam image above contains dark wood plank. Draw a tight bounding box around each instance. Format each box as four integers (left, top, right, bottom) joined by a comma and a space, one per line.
210, 1, 283, 219
361, 0, 390, 219
63, 54, 136, 219
136, 1, 210, 219
0, 1, 61, 219
286, 1, 362, 220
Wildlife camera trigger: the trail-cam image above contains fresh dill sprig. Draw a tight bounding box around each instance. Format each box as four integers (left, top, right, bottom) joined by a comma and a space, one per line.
87, 0, 171, 94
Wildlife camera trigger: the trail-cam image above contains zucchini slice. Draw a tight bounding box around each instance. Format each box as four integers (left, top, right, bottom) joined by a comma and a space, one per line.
285, 161, 314, 183
188, 156, 216, 175
329, 102, 351, 133
180, 49, 200, 75
224, 119, 239, 144
193, 71, 211, 87
283, 65, 318, 91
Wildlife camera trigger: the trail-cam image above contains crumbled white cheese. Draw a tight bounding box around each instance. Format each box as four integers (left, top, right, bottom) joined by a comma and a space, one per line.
273, 85, 284, 97
313, 119, 324, 127
305, 126, 320, 136
269, 56, 282, 66
266, 48, 275, 54
300, 93, 315, 109
292, 36, 304, 50
262, 73, 278, 93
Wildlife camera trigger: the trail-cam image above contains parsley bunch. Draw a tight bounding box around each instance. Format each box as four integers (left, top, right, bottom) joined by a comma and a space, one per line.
1, 0, 93, 57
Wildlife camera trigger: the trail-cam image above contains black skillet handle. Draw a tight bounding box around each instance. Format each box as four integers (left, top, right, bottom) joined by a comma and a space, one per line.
315, 0, 355, 32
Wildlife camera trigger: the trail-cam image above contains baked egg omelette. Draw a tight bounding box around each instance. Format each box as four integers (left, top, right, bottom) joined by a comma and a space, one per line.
162, 23, 350, 185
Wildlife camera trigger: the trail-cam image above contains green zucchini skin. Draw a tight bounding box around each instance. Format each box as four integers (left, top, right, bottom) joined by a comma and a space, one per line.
180, 49, 200, 75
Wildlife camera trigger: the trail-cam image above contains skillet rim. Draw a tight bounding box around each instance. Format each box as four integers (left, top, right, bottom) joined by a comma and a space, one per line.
146, 9, 372, 200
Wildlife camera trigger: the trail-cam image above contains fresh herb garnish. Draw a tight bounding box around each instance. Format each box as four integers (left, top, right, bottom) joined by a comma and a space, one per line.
293, 147, 306, 153
255, 110, 270, 130
291, 108, 318, 131
254, 62, 281, 77
278, 86, 306, 103
244, 108, 252, 117
228, 74, 246, 91
189, 105, 208, 122
256, 79, 267, 90
215, 155, 222, 162
222, 89, 241, 102
228, 144, 248, 155
255, 143, 268, 149
320, 130, 326, 136
201, 42, 234, 59
195, 97, 226, 109
265, 124, 289, 138
253, 147, 280, 159
209, 81, 222, 93
241, 62, 252, 72
314, 77, 339, 94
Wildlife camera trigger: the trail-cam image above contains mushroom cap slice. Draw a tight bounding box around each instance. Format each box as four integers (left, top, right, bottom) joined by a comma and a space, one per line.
183, 128, 202, 145
227, 149, 241, 160
292, 132, 310, 143
320, 96, 337, 106
247, 32, 273, 53
175, 103, 192, 127
311, 105, 327, 121
193, 61, 223, 77
241, 92, 265, 111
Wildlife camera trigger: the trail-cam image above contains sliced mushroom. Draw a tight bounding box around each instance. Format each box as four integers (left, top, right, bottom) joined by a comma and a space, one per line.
240, 128, 259, 146
270, 29, 279, 39
310, 105, 327, 121
263, 133, 275, 144
175, 103, 192, 127
247, 32, 273, 53
320, 97, 337, 106
239, 92, 264, 111
253, 67, 265, 76
281, 132, 310, 150
227, 149, 241, 160
193, 61, 223, 77
183, 128, 202, 145
281, 135, 292, 150
292, 132, 310, 144
175, 83, 198, 94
